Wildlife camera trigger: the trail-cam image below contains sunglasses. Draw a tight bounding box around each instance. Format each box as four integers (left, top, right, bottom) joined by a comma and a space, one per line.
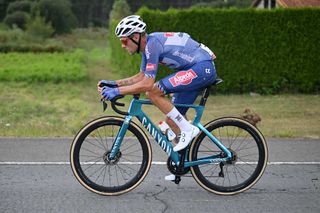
120, 34, 134, 46
120, 38, 129, 46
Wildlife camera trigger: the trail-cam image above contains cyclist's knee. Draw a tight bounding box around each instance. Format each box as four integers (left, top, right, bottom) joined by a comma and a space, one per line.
146, 85, 164, 100
145, 90, 156, 100
145, 91, 151, 99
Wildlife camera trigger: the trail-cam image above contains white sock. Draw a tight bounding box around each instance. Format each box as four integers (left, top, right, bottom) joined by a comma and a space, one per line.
166, 107, 192, 132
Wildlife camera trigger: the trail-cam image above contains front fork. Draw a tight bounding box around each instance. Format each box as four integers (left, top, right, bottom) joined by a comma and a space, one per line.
108, 115, 132, 159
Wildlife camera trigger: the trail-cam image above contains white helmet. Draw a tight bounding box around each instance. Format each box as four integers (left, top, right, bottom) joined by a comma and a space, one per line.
115, 15, 146, 38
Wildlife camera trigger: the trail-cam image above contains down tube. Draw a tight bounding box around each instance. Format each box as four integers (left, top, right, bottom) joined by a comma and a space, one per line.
136, 112, 180, 164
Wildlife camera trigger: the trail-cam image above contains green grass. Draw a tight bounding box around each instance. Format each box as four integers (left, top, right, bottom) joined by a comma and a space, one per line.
201, 94, 320, 139
0, 80, 319, 139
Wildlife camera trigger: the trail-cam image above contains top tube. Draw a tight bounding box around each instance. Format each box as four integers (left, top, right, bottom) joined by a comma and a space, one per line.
127, 98, 206, 125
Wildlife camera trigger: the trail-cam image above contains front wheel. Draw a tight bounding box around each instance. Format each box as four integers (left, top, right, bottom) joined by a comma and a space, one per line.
70, 116, 152, 196
189, 117, 268, 195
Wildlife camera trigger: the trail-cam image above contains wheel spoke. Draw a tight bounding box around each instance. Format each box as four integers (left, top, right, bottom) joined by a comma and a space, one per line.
87, 163, 106, 179
82, 156, 102, 163
82, 158, 102, 172
121, 141, 138, 152
81, 147, 102, 157
84, 138, 106, 151
90, 131, 107, 152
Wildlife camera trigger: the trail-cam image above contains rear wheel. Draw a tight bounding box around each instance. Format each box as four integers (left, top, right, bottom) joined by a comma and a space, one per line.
189, 117, 268, 195
70, 116, 152, 196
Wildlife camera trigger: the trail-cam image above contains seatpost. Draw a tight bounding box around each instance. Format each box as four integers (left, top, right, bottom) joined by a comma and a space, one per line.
199, 86, 211, 106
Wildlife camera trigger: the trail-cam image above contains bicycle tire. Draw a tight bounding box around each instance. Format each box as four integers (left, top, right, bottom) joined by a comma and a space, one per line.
70, 116, 152, 196
189, 117, 268, 195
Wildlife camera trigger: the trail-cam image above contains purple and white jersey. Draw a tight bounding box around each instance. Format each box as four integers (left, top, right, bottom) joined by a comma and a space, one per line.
140, 32, 216, 78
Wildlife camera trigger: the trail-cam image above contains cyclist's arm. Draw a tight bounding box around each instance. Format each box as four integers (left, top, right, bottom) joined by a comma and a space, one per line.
118, 76, 155, 94
116, 50, 148, 87
118, 37, 162, 94
116, 71, 144, 87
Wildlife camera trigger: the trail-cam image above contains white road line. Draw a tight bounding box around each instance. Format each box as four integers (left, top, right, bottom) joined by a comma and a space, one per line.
0, 161, 320, 165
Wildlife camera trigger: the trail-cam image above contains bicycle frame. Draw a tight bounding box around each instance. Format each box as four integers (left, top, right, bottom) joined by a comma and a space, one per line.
109, 98, 232, 168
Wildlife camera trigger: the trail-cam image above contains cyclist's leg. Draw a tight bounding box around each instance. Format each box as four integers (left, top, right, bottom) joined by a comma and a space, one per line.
165, 91, 199, 134
160, 61, 217, 180
158, 60, 217, 100
157, 60, 217, 151
145, 85, 174, 115
172, 91, 199, 115
146, 84, 196, 139
149, 60, 216, 115
159, 60, 217, 130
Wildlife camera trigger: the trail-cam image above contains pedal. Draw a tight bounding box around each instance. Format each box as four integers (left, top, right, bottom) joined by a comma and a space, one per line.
174, 176, 181, 184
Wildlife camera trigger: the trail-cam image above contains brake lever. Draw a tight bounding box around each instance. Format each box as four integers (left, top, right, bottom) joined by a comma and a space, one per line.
101, 99, 108, 112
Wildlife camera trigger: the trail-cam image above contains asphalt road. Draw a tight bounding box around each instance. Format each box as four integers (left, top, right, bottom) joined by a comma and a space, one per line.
0, 137, 319, 213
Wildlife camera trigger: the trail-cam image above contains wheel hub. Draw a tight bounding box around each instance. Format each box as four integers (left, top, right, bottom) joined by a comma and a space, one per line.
103, 151, 122, 165
220, 148, 237, 165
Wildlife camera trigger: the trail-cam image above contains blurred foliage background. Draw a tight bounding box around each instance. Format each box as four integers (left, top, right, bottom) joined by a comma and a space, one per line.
0, 0, 319, 138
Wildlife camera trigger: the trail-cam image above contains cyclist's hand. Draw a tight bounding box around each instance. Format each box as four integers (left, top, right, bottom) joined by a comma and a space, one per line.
100, 86, 120, 101
97, 80, 117, 91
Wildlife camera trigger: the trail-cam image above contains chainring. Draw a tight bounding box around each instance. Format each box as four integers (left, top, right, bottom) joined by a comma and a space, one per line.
166, 157, 190, 176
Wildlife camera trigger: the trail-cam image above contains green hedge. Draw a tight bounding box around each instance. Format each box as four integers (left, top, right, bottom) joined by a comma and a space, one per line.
0, 50, 87, 83
109, 8, 320, 94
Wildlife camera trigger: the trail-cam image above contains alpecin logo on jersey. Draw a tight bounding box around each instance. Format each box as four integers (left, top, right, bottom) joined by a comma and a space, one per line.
169, 69, 198, 87
146, 63, 156, 71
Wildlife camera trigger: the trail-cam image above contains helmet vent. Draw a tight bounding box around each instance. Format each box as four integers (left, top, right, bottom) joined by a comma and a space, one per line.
118, 28, 124, 35
122, 28, 131, 35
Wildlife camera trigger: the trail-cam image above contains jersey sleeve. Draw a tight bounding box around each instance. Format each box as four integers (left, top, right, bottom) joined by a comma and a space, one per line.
140, 38, 163, 78
140, 53, 147, 72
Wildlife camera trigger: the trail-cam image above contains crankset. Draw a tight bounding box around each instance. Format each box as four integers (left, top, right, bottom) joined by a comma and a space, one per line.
166, 157, 190, 176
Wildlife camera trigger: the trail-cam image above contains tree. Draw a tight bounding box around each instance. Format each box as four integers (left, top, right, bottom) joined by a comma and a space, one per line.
0, 0, 17, 21
70, 0, 114, 27
26, 14, 54, 41
3, 0, 33, 29
6, 1, 33, 14
109, 0, 131, 22
34, 0, 77, 34
4, 11, 30, 29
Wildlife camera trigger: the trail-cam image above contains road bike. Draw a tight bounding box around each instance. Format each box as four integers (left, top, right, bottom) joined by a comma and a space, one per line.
70, 78, 268, 196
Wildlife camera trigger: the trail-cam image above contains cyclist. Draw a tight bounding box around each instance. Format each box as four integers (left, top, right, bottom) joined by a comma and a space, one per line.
98, 15, 217, 172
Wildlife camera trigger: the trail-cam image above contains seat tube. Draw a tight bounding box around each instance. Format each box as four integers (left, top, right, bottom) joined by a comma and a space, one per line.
109, 115, 132, 159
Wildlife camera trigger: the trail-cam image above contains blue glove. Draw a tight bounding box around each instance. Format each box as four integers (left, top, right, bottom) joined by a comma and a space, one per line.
98, 80, 118, 88
101, 86, 120, 100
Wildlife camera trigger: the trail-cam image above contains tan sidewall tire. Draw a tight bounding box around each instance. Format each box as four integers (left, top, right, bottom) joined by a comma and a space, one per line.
70, 116, 152, 196
189, 117, 268, 195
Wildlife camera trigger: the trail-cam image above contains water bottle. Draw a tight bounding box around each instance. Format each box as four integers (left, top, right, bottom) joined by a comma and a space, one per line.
158, 121, 176, 141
